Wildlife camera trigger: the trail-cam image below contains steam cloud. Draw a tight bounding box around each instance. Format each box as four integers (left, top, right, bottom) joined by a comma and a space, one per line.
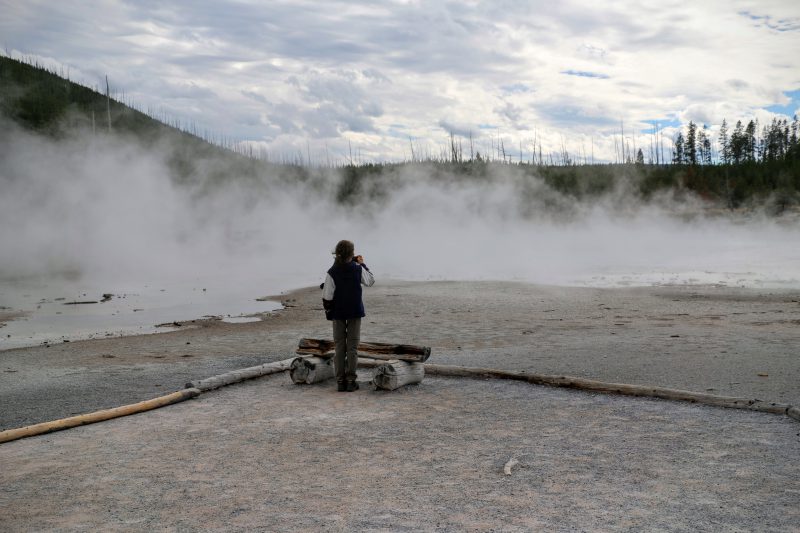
2, 120, 799, 293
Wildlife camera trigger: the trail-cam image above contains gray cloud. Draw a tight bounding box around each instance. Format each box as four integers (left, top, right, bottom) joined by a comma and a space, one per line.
148, 80, 216, 100
438, 119, 477, 138
267, 103, 304, 136
726, 79, 750, 90
535, 100, 618, 129
280, 69, 384, 137
241, 90, 268, 104
494, 102, 528, 130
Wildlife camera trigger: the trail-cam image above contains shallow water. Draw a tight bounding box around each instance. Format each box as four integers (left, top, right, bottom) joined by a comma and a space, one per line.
0, 277, 282, 350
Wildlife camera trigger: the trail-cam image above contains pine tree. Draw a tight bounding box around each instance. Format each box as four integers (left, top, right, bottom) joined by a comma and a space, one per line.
762, 118, 784, 161
697, 128, 707, 164
782, 119, 790, 159
745, 120, 757, 162
685, 121, 697, 165
635, 148, 644, 165
719, 119, 729, 164
731, 120, 744, 163
673, 132, 685, 164
699, 126, 712, 165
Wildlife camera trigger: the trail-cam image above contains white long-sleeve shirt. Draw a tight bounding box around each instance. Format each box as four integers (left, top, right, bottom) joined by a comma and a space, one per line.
322, 264, 375, 300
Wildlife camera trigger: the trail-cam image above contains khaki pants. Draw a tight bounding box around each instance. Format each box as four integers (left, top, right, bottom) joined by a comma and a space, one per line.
332, 318, 360, 382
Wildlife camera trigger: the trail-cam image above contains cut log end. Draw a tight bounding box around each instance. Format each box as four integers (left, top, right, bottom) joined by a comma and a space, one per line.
289, 356, 334, 384
373, 360, 425, 390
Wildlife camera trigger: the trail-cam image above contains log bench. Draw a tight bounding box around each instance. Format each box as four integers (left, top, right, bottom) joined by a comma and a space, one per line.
296, 338, 431, 362
291, 338, 431, 389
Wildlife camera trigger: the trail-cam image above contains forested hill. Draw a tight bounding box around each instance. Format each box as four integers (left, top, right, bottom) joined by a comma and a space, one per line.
0, 55, 263, 184
0, 55, 214, 148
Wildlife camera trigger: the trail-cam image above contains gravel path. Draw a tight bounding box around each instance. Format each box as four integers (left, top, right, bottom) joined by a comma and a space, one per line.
1, 372, 798, 532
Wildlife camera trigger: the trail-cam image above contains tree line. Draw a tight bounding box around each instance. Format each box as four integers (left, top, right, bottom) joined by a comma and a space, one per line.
672, 117, 799, 165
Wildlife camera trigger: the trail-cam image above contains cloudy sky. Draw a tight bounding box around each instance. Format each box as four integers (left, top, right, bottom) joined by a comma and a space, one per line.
2, 0, 799, 163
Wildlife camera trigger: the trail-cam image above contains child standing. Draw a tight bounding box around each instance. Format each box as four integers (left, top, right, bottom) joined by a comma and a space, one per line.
322, 240, 375, 392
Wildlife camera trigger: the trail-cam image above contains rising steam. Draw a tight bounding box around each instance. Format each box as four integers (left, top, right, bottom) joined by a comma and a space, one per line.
1, 120, 799, 292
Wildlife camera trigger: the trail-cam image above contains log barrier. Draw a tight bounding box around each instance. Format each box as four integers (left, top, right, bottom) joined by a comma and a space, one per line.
3, 352, 797, 446
0, 388, 201, 444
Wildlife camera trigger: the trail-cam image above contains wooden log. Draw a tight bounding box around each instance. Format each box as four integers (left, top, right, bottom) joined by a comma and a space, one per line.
297, 338, 431, 362
373, 360, 425, 390
421, 364, 796, 418
289, 356, 334, 384
186, 357, 294, 391
0, 388, 201, 445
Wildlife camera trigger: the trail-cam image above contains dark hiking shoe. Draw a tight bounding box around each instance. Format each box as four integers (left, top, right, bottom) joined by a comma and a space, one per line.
346, 380, 359, 392
337, 381, 347, 392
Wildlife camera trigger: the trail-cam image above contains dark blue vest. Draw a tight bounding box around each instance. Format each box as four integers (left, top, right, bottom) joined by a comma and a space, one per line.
327, 261, 365, 320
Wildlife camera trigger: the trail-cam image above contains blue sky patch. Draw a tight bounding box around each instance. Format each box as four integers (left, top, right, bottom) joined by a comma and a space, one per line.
561, 70, 609, 79
640, 117, 682, 133
738, 11, 800, 32
738, 11, 765, 21
501, 83, 532, 94
765, 89, 800, 118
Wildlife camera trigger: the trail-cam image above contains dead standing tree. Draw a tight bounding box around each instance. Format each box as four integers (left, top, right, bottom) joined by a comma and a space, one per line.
105, 75, 111, 132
